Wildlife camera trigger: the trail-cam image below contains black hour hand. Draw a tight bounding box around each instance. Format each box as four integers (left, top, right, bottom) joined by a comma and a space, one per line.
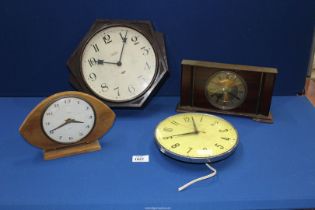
97, 59, 118, 65
227, 92, 241, 100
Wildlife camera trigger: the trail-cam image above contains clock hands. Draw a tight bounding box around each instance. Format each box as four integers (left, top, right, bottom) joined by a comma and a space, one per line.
164, 131, 199, 138
97, 59, 118, 65
191, 117, 199, 134
71, 119, 84, 124
117, 30, 128, 66
95, 30, 128, 67
227, 92, 241, 100
210, 93, 224, 103
164, 120, 206, 139
210, 91, 240, 102
49, 118, 84, 133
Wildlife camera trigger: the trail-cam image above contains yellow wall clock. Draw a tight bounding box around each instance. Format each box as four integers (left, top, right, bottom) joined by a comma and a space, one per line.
155, 112, 238, 191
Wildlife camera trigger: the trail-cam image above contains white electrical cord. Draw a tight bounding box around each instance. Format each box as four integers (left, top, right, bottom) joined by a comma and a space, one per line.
178, 163, 217, 192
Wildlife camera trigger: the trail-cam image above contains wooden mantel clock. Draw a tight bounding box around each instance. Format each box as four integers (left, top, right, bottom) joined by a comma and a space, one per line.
177, 60, 278, 123
67, 19, 168, 108
19, 91, 115, 160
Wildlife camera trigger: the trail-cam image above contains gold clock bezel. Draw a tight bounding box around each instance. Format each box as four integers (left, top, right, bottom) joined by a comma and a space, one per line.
205, 71, 248, 111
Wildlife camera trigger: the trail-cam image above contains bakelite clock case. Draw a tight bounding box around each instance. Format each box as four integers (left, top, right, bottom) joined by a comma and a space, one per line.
67, 19, 168, 108
177, 60, 278, 123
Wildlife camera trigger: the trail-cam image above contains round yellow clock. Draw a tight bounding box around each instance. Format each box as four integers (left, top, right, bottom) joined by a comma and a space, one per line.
155, 113, 238, 163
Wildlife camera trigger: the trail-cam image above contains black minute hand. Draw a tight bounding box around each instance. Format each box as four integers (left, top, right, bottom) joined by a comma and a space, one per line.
227, 92, 241, 100
49, 119, 84, 133
191, 117, 199, 133
117, 31, 128, 66
50, 118, 73, 132
165, 131, 198, 138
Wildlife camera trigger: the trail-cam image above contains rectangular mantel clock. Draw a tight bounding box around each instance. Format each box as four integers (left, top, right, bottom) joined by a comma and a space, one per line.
177, 60, 278, 123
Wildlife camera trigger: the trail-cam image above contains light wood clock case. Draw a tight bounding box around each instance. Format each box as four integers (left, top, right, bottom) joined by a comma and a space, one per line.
19, 91, 115, 160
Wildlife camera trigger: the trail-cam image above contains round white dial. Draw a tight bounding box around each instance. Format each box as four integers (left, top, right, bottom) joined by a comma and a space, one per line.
42, 97, 95, 143
81, 26, 157, 102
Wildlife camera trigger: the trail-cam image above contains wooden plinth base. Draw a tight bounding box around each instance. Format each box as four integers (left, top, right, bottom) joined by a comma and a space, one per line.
44, 140, 101, 160
176, 104, 273, 123
252, 113, 273, 123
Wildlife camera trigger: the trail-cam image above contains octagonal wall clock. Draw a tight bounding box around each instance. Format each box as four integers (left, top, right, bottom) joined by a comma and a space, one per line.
67, 19, 168, 108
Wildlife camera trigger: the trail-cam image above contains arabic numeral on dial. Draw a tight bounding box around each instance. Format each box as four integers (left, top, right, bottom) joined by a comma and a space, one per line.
144, 62, 151, 71
141, 46, 150, 55
114, 87, 120, 96
131, 36, 139, 45
163, 136, 173, 140
119, 31, 128, 42
163, 127, 173, 132
171, 143, 180, 148
69, 136, 73, 140
183, 117, 190, 122
128, 85, 135, 94
49, 130, 54, 134
171, 121, 180, 126
88, 58, 97, 67
89, 73, 97, 81
101, 83, 109, 92
215, 143, 224, 149
103, 34, 112, 44
46, 112, 53, 116
137, 75, 146, 82
211, 121, 219, 126
92, 44, 99, 52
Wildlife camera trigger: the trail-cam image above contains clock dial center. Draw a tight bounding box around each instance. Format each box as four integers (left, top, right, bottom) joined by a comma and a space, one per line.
42, 97, 95, 144
155, 113, 238, 163
81, 26, 157, 102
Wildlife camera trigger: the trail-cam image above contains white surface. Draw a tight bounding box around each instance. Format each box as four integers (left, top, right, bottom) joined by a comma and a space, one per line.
42, 97, 95, 143
132, 155, 150, 162
82, 26, 157, 102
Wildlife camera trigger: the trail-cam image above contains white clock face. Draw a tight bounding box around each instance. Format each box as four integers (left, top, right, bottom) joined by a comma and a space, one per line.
42, 97, 95, 144
81, 26, 157, 102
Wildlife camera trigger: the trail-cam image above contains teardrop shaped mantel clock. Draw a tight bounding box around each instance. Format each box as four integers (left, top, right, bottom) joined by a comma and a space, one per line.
19, 91, 115, 160
67, 19, 168, 108
177, 60, 278, 123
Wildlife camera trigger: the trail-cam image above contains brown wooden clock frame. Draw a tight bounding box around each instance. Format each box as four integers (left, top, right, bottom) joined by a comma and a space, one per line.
67, 19, 168, 108
19, 91, 116, 160
177, 60, 278, 123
